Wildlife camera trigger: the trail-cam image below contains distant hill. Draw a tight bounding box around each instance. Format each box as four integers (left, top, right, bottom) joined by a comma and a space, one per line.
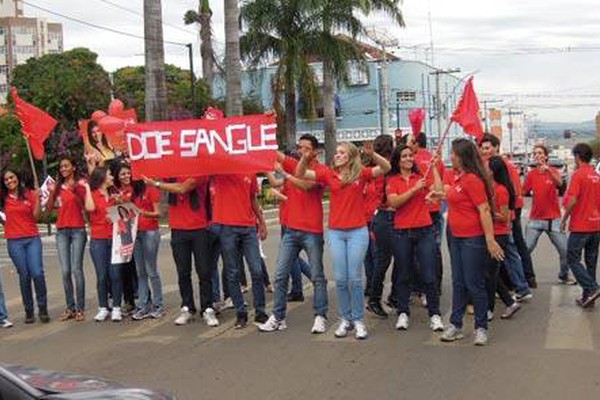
534, 120, 596, 138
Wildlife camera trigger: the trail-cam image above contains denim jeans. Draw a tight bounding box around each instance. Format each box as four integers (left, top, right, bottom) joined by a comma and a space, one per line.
392, 226, 441, 317
513, 209, 536, 281
449, 235, 488, 330
363, 221, 377, 297
56, 228, 87, 311
290, 256, 311, 295
526, 218, 569, 279
430, 212, 444, 293
89, 238, 122, 309
504, 234, 532, 296
7, 236, 48, 315
0, 275, 9, 321
134, 229, 163, 309
484, 235, 516, 311
214, 224, 265, 316
567, 232, 600, 296
170, 228, 212, 313
327, 227, 369, 322
272, 228, 328, 320
369, 210, 396, 302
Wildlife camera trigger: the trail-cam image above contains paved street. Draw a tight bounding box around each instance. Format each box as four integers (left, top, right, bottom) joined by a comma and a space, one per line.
1, 216, 599, 400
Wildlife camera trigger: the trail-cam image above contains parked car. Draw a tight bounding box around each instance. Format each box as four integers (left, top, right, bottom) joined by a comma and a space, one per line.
0, 364, 175, 400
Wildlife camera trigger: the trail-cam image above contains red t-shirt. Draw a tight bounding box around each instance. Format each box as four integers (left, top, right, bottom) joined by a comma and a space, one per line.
55, 183, 86, 229
211, 174, 258, 227
3, 190, 39, 239
566, 164, 600, 233
506, 160, 524, 209
386, 173, 433, 229
89, 190, 113, 239
493, 183, 511, 236
363, 175, 384, 223
315, 166, 373, 230
414, 149, 445, 213
278, 182, 289, 226
446, 173, 489, 238
133, 186, 161, 232
282, 157, 324, 233
168, 177, 209, 230
522, 168, 561, 220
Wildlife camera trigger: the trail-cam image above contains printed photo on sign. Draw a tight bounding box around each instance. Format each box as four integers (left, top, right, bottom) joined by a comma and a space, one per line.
107, 202, 140, 264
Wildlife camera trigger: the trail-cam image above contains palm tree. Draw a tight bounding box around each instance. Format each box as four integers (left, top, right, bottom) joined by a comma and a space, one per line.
144, 0, 168, 121
224, 0, 243, 116
184, 0, 214, 96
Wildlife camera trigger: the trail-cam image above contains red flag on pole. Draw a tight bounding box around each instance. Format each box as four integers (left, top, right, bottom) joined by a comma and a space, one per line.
451, 77, 484, 140
408, 108, 426, 138
11, 87, 57, 160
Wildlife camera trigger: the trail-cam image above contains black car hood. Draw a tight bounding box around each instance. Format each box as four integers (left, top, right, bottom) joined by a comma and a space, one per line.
42, 388, 174, 400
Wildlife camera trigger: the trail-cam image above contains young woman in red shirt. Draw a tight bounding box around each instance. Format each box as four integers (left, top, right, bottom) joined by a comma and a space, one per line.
386, 144, 444, 332
297, 142, 391, 340
1, 168, 49, 324
440, 139, 504, 346
47, 157, 88, 322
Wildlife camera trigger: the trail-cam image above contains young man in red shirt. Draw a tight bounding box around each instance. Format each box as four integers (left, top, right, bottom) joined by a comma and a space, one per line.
523, 144, 574, 284
560, 143, 600, 307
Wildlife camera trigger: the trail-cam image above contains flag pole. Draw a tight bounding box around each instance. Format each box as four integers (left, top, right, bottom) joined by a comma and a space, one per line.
423, 119, 454, 178
24, 137, 40, 189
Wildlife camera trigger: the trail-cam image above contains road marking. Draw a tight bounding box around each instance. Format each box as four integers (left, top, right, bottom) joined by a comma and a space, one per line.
544, 285, 594, 351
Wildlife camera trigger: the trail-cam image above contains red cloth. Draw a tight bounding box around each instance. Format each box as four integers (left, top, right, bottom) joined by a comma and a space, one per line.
386, 173, 433, 229
3, 190, 39, 239
211, 174, 259, 227
414, 149, 445, 212
506, 159, 524, 210
566, 164, 600, 233
522, 168, 561, 220
446, 173, 488, 237
451, 78, 483, 140
409, 108, 426, 137
55, 184, 86, 229
493, 183, 511, 235
363, 175, 385, 223
282, 157, 324, 233
134, 186, 161, 231
315, 167, 373, 230
89, 190, 113, 239
11, 87, 57, 160
168, 177, 209, 230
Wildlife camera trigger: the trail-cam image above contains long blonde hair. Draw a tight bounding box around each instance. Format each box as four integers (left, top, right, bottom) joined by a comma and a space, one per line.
332, 142, 363, 185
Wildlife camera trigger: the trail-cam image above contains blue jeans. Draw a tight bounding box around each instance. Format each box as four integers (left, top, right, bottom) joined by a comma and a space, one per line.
134, 230, 163, 309
526, 219, 569, 279
56, 228, 87, 311
392, 226, 441, 317
369, 210, 397, 302
363, 221, 377, 297
272, 228, 328, 320
214, 224, 265, 316
504, 234, 531, 296
567, 232, 600, 296
0, 275, 8, 321
449, 235, 488, 330
327, 227, 369, 321
89, 238, 122, 309
7, 236, 48, 314
282, 226, 312, 296
430, 211, 444, 292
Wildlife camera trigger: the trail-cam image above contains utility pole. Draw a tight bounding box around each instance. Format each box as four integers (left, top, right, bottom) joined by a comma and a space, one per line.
429, 68, 460, 139
482, 99, 503, 132
507, 108, 524, 155
186, 43, 197, 117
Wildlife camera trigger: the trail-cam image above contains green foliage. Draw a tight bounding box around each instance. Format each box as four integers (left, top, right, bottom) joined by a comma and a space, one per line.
10, 48, 112, 130
0, 114, 27, 171
213, 94, 265, 115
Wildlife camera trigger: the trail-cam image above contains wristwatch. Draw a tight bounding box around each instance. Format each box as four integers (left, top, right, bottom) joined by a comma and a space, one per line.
154, 180, 161, 188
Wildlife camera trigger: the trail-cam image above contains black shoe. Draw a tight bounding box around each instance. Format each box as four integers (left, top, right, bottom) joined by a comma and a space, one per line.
234, 313, 248, 329
254, 312, 269, 324
287, 292, 304, 302
366, 302, 388, 319
25, 312, 35, 324
528, 278, 538, 289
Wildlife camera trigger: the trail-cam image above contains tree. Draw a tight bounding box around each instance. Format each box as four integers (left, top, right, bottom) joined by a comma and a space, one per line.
10, 47, 111, 130
184, 0, 215, 96
224, 0, 243, 117
144, 0, 168, 121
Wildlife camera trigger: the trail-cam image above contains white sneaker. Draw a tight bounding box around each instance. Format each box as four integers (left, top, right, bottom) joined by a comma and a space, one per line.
311, 315, 327, 334
111, 307, 122, 322
487, 311, 494, 321
1, 319, 13, 328
258, 315, 287, 332
202, 308, 219, 327
334, 319, 353, 338
474, 328, 488, 346
94, 307, 110, 322
420, 294, 428, 308
174, 306, 192, 326
429, 315, 444, 332
222, 298, 234, 310
354, 320, 368, 340
440, 324, 464, 342
395, 313, 409, 330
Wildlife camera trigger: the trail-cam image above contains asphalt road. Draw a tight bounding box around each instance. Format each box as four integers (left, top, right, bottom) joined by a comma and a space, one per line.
1, 211, 599, 400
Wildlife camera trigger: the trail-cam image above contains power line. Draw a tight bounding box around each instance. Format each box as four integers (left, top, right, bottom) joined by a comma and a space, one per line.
22, 0, 188, 47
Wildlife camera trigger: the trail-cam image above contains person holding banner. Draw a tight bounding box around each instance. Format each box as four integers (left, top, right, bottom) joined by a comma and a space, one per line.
84, 167, 123, 322
85, 121, 116, 172
1, 168, 50, 324
296, 142, 391, 340
143, 176, 218, 328
440, 139, 503, 346
47, 156, 88, 322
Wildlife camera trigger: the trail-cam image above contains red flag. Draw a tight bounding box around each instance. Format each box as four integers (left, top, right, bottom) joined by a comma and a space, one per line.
11, 87, 57, 160
203, 107, 225, 120
451, 77, 483, 140
409, 108, 426, 138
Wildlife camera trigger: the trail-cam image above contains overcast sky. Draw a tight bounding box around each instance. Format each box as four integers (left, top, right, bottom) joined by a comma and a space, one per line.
22, 0, 600, 123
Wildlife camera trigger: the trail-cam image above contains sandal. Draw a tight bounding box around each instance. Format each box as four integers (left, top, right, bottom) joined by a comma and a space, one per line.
74, 310, 85, 322
59, 309, 75, 321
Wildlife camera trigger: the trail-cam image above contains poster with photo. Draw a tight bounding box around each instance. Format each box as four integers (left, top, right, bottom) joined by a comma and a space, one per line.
107, 202, 140, 264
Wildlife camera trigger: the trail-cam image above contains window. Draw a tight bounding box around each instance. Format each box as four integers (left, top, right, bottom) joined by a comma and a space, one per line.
348, 62, 369, 86
396, 91, 417, 102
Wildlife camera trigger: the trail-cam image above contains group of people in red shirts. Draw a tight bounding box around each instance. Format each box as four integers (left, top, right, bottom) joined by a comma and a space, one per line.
1, 131, 599, 346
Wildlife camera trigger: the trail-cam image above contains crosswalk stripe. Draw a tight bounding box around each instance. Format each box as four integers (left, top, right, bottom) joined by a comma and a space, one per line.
544, 285, 594, 351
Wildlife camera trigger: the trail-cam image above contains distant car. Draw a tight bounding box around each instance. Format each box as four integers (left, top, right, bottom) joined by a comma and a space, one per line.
0, 364, 176, 400
526, 157, 568, 196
